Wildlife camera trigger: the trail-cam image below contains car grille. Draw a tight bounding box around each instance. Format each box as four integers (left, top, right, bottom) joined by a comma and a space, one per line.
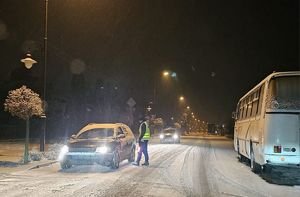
69, 147, 96, 152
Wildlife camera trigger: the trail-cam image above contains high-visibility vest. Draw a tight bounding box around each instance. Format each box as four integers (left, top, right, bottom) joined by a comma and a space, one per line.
139, 121, 151, 140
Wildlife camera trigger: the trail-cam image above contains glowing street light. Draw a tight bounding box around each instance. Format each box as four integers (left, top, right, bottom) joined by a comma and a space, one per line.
21, 54, 37, 69
163, 71, 170, 77
179, 96, 185, 101
186, 106, 190, 110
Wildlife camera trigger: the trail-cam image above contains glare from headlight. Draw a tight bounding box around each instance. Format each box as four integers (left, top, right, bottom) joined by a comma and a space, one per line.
173, 134, 178, 139
58, 145, 69, 161
96, 146, 108, 154
159, 134, 164, 139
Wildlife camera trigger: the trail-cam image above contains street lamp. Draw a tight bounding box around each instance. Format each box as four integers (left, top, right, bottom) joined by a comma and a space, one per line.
186, 106, 190, 110
21, 54, 37, 69
21, 52, 47, 152
179, 96, 184, 102
21, 0, 48, 152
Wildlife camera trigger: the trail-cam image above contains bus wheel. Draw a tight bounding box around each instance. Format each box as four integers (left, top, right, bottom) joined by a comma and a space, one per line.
250, 150, 261, 173
263, 164, 272, 174
238, 152, 246, 162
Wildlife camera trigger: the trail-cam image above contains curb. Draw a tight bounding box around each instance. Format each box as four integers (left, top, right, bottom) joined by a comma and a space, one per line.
28, 161, 57, 170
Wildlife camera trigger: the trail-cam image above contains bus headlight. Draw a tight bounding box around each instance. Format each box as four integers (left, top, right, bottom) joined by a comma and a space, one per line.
96, 146, 109, 154
58, 145, 69, 161
159, 134, 164, 139
173, 134, 178, 139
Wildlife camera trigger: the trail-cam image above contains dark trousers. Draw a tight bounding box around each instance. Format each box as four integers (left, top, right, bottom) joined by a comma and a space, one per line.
137, 140, 149, 163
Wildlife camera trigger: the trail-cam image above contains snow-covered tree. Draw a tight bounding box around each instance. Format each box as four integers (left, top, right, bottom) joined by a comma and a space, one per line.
4, 85, 43, 163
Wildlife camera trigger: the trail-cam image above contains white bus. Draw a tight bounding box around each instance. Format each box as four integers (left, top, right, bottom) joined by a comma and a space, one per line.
233, 71, 300, 172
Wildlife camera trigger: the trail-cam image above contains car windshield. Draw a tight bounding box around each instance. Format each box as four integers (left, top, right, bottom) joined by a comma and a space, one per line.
266, 76, 300, 110
163, 129, 176, 134
77, 128, 114, 139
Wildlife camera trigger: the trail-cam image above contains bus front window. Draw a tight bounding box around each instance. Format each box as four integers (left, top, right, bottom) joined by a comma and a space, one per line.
266, 76, 300, 110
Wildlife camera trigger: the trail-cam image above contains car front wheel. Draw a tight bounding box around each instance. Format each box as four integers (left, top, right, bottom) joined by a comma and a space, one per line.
128, 147, 135, 162
110, 151, 120, 169
60, 160, 72, 169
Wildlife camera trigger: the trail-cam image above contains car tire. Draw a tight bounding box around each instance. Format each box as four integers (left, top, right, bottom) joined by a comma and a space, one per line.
128, 147, 135, 162
60, 160, 72, 169
110, 151, 120, 169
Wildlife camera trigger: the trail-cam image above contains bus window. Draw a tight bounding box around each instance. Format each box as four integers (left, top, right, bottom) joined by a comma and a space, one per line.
251, 90, 259, 116
236, 103, 241, 120
239, 104, 243, 120
266, 76, 300, 110
257, 84, 265, 114
243, 98, 248, 119
247, 95, 253, 118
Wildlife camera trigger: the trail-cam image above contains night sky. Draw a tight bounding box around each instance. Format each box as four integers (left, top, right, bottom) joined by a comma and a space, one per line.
0, 0, 299, 128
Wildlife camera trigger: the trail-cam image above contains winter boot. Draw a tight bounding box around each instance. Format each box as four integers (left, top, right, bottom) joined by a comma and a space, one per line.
142, 162, 149, 166
132, 161, 140, 166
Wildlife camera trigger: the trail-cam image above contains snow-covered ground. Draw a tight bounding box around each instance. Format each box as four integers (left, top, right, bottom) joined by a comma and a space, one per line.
0, 137, 299, 197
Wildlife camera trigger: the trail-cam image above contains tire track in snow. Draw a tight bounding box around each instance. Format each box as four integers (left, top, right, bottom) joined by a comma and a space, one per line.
94, 144, 188, 196
209, 141, 268, 197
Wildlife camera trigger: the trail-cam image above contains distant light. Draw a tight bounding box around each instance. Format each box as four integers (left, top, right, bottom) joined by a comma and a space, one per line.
171, 72, 177, 78
147, 106, 152, 111
163, 71, 169, 76
179, 96, 184, 101
187, 106, 190, 109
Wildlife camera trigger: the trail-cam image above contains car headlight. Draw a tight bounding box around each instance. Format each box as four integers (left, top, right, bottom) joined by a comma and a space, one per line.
58, 145, 69, 161
173, 134, 178, 139
96, 146, 109, 154
159, 134, 164, 139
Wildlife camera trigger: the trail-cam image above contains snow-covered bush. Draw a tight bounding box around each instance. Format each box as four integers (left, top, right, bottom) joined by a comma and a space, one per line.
29, 151, 44, 161
44, 143, 64, 160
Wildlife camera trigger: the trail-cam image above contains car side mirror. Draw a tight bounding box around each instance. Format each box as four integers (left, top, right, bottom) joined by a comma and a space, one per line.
117, 134, 125, 138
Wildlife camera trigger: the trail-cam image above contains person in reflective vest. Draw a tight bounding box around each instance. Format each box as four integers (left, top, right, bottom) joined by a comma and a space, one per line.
132, 116, 151, 166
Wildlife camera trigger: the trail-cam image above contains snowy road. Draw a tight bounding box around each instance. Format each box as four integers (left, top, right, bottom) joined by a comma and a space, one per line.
0, 137, 299, 197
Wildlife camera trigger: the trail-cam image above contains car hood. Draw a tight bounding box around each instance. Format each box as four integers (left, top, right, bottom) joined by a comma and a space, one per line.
68, 138, 115, 148
163, 132, 176, 135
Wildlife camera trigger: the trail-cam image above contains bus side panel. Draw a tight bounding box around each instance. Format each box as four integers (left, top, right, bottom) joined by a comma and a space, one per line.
235, 121, 251, 158
251, 117, 265, 165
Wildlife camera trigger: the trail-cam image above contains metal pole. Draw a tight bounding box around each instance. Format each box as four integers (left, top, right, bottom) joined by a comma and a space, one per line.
40, 0, 48, 152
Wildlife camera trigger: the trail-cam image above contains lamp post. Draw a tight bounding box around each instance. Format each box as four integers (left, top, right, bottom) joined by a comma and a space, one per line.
153, 70, 178, 118
20, 0, 48, 152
